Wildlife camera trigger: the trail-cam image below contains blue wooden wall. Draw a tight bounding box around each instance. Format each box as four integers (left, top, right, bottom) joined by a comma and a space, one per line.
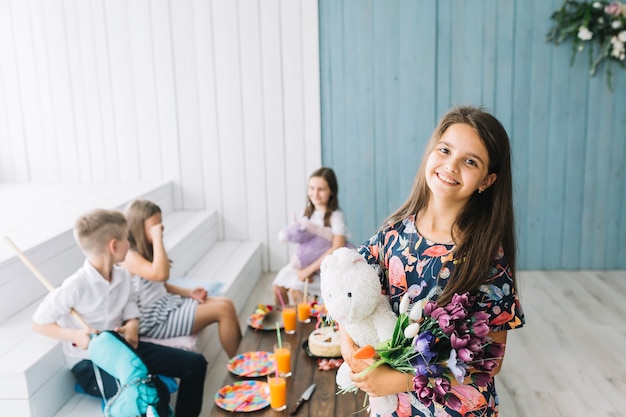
319, 0, 626, 270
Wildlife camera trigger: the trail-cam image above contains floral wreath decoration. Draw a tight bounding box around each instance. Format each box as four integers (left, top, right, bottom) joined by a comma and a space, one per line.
547, 0, 626, 90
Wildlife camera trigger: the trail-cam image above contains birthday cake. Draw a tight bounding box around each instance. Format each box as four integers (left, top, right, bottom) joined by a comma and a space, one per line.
308, 327, 341, 358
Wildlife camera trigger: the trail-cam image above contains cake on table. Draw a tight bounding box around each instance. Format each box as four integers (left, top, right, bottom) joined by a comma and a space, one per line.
308, 327, 341, 357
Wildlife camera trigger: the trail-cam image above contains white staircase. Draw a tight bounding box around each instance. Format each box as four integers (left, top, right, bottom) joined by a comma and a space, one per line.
0, 181, 263, 416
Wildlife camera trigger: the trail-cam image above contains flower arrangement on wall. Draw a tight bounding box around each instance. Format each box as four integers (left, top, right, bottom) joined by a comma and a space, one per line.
547, 1, 626, 89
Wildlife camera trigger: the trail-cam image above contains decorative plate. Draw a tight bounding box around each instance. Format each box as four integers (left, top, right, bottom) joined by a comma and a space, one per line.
302, 340, 342, 359
214, 380, 270, 412
246, 305, 283, 331
227, 351, 276, 377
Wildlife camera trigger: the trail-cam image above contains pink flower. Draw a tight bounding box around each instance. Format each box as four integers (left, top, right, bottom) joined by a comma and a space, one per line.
450, 332, 470, 349
437, 313, 455, 334
445, 302, 468, 320
605, 1, 622, 16
432, 377, 451, 396
457, 348, 474, 363
471, 321, 490, 338
450, 292, 471, 306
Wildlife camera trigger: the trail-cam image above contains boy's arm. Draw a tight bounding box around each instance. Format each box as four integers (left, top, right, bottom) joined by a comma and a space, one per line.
32, 321, 96, 350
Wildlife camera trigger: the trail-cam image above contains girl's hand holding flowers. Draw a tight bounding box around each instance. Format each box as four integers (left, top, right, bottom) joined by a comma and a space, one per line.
351, 292, 505, 410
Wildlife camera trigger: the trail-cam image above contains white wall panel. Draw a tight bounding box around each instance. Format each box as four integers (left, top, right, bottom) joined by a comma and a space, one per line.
0, 0, 321, 271
239, 0, 271, 271
212, 0, 247, 239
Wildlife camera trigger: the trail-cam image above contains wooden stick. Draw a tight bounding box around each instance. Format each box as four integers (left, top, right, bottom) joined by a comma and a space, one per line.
4, 236, 91, 330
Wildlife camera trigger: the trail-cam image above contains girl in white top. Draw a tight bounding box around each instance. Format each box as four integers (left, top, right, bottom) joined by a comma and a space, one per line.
273, 167, 350, 305
122, 200, 242, 358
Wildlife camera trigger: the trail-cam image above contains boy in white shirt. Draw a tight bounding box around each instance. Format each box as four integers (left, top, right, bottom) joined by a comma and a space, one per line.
32, 209, 207, 417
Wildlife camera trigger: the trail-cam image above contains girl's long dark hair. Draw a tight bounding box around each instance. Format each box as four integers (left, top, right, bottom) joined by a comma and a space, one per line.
384, 106, 516, 305
303, 167, 340, 227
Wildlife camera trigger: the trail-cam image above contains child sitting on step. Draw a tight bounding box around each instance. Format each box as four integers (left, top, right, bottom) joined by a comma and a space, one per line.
32, 209, 207, 417
122, 200, 242, 358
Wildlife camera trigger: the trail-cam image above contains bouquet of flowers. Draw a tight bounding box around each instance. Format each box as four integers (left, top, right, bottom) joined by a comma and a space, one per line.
353, 292, 504, 409
546, 0, 626, 89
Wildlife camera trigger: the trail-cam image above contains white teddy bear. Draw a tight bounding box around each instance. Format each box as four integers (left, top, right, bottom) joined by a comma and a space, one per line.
320, 247, 399, 416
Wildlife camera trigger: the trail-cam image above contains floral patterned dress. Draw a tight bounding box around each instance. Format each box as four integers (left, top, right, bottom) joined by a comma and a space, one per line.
358, 216, 525, 417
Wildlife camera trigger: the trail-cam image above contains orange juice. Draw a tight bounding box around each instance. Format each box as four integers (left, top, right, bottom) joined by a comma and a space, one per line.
274, 342, 291, 377
268, 375, 287, 411
282, 306, 297, 334
297, 302, 311, 323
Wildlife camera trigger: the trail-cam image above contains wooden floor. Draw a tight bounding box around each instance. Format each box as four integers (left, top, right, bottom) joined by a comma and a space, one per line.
206, 270, 626, 417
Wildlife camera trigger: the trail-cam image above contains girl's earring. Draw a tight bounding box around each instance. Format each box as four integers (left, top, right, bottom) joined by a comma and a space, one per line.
478, 189, 483, 194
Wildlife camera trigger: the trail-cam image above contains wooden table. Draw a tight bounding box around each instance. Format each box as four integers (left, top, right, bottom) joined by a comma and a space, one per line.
208, 319, 366, 416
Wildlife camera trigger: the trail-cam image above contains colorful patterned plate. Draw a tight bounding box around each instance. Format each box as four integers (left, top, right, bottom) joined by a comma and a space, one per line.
247, 307, 283, 331
227, 351, 276, 377
214, 380, 270, 412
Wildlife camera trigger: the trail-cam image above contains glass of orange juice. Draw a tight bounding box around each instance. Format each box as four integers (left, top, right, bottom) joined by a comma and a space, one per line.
267, 374, 287, 411
281, 305, 297, 334
274, 341, 291, 377
297, 302, 311, 323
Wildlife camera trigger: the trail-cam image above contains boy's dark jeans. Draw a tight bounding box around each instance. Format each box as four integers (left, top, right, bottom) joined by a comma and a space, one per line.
72, 341, 207, 417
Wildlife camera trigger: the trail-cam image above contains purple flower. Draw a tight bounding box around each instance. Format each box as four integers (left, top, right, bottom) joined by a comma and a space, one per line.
446, 349, 468, 383
413, 332, 437, 360
415, 385, 434, 407
450, 292, 471, 306
471, 320, 490, 338
445, 302, 468, 320
466, 337, 483, 353
423, 300, 437, 316
429, 306, 447, 320
412, 374, 429, 389
486, 341, 505, 359
456, 348, 474, 363
471, 372, 491, 387
436, 313, 455, 334
432, 376, 451, 396
473, 358, 499, 373
472, 310, 490, 324
450, 332, 470, 349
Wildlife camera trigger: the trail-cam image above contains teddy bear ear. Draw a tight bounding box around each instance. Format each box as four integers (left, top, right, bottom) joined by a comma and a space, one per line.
320, 253, 335, 271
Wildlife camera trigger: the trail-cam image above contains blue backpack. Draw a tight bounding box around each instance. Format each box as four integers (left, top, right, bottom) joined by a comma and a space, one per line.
88, 331, 174, 417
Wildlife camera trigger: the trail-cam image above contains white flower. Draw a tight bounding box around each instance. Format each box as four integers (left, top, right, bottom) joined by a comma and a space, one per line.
611, 41, 625, 57
399, 294, 411, 315
592, 1, 602, 8
612, 20, 623, 29
578, 26, 593, 41
404, 322, 421, 339
619, 30, 626, 43
409, 300, 424, 321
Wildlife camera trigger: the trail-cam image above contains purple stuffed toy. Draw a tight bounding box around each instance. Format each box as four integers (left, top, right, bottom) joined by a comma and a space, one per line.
278, 215, 333, 269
